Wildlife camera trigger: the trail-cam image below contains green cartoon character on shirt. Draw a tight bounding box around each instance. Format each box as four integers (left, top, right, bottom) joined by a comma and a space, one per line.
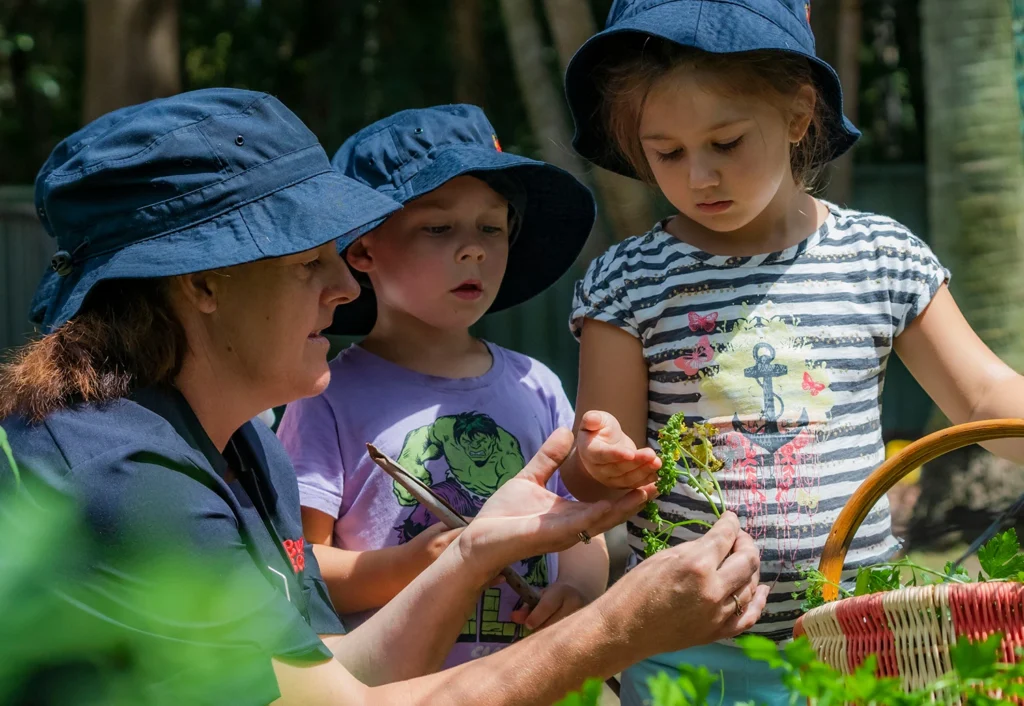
393, 411, 548, 589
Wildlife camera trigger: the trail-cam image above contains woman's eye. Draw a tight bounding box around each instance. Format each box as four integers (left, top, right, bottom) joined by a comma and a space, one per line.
713, 137, 743, 152
424, 225, 451, 235
655, 148, 684, 162
302, 258, 321, 270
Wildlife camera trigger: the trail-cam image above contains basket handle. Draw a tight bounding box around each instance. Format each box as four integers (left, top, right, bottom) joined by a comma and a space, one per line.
816, 418, 1024, 601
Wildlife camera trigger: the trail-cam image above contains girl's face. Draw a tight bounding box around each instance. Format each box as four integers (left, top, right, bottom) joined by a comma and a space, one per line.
346, 175, 511, 333
638, 68, 813, 233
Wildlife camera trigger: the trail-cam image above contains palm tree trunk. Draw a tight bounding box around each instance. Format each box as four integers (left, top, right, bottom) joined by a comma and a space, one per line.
498, 0, 610, 259
908, 0, 1024, 550
84, 0, 180, 122
541, 0, 654, 241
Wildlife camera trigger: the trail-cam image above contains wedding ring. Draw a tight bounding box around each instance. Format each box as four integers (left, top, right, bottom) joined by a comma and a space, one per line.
732, 594, 744, 617
577, 530, 592, 545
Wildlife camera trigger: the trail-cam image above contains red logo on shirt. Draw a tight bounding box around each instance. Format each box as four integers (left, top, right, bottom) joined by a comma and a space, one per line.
282, 537, 306, 573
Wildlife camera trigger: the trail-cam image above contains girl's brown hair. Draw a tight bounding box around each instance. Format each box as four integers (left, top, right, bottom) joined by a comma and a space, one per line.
0, 279, 188, 422
600, 38, 834, 188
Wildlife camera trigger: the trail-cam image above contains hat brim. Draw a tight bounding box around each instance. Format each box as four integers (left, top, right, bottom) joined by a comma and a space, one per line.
564, 0, 861, 178
33, 170, 401, 331
327, 146, 596, 336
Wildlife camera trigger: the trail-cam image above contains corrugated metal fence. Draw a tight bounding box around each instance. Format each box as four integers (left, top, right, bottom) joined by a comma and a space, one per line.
0, 166, 933, 436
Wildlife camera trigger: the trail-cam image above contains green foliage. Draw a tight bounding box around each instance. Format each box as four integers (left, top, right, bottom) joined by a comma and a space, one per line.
557, 634, 1024, 706
642, 414, 724, 557
0, 472, 280, 705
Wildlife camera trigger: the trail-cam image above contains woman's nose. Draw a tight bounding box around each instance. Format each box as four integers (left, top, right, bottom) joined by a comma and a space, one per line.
324, 257, 362, 306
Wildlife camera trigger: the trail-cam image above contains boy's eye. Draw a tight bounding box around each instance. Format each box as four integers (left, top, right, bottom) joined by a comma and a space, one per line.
655, 148, 684, 162
424, 225, 451, 235
481, 224, 506, 235
713, 136, 743, 152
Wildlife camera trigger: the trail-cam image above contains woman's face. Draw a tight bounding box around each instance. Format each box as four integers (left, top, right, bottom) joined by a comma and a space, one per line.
179, 241, 358, 406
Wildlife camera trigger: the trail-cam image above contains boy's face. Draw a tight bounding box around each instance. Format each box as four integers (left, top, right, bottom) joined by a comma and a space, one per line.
346, 175, 511, 332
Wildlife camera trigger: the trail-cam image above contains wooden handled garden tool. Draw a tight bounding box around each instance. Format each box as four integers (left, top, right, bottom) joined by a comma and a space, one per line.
794, 419, 1024, 696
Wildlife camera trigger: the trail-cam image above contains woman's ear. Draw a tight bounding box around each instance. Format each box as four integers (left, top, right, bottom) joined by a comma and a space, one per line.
345, 238, 375, 274
788, 84, 817, 144
172, 270, 221, 314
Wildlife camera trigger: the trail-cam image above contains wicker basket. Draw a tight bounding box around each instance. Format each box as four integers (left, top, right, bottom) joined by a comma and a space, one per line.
793, 420, 1024, 699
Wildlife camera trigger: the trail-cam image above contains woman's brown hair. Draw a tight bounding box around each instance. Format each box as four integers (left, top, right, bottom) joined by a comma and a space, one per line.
0, 279, 188, 422
600, 38, 834, 188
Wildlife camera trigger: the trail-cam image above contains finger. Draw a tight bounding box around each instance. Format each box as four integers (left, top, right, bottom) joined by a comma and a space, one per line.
509, 604, 531, 625
699, 512, 741, 565
581, 437, 636, 466
519, 428, 574, 485
716, 530, 760, 594
529, 598, 581, 630
578, 410, 615, 434
609, 464, 660, 490
524, 590, 562, 630
634, 447, 662, 469
733, 584, 769, 633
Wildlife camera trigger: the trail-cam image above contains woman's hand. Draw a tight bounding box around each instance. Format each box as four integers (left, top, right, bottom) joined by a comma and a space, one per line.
594, 512, 769, 656
455, 428, 654, 577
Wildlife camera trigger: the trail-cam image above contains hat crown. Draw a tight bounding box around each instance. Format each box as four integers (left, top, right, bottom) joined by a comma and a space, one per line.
606, 0, 814, 51
332, 104, 500, 195
35, 88, 331, 257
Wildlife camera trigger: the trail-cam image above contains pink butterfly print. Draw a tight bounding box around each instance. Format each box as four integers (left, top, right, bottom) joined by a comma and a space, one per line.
802, 371, 826, 396
688, 311, 719, 333
674, 335, 715, 376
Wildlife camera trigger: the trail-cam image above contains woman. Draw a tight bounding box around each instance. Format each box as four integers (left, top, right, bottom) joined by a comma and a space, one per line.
0, 89, 768, 705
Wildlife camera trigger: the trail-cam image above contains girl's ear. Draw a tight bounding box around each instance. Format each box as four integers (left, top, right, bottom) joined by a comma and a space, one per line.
788, 84, 817, 144
345, 238, 374, 274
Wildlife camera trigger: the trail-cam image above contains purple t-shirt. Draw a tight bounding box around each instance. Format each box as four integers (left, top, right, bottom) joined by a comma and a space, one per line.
277, 341, 576, 667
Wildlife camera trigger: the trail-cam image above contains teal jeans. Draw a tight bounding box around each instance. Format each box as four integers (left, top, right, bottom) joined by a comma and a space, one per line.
620, 642, 791, 706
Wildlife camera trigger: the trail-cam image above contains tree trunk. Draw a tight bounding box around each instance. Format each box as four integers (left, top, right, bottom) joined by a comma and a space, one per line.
907, 0, 1024, 550
452, 0, 487, 107
497, 0, 610, 260
541, 0, 654, 241
83, 0, 180, 122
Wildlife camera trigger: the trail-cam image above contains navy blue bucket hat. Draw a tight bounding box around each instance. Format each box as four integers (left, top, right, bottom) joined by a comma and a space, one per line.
31, 87, 400, 332
564, 0, 861, 179
327, 104, 596, 336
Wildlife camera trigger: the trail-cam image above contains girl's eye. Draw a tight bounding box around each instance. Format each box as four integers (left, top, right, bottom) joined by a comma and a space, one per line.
655, 148, 684, 163
424, 225, 451, 235
713, 137, 743, 153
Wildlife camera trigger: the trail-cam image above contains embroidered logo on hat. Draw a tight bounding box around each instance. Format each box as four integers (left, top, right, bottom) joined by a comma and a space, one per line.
492, 134, 502, 152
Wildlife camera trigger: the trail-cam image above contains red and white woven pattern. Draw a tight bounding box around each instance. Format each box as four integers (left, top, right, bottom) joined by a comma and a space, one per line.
802, 583, 1024, 700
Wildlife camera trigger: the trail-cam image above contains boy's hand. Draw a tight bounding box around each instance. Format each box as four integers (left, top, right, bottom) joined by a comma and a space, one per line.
577, 410, 661, 489
509, 581, 587, 631
402, 522, 463, 571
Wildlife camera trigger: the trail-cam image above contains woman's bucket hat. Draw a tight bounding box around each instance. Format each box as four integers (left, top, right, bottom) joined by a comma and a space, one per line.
564, 0, 861, 179
327, 104, 596, 336
30, 88, 400, 331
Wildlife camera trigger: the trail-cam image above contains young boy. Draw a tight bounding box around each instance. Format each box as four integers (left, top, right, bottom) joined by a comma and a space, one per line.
277, 104, 606, 668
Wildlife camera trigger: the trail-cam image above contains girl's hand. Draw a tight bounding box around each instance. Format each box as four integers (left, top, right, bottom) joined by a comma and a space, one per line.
455, 428, 655, 577
577, 410, 662, 489
509, 581, 587, 631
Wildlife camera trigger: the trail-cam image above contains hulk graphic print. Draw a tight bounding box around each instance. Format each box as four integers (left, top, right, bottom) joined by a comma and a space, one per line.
393, 412, 548, 643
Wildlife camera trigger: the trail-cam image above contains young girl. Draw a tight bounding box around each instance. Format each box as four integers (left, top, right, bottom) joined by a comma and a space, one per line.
558, 1, 1024, 704
277, 104, 613, 669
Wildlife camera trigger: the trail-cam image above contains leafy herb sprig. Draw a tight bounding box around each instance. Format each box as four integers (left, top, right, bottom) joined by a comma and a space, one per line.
641, 413, 725, 557
797, 528, 1024, 611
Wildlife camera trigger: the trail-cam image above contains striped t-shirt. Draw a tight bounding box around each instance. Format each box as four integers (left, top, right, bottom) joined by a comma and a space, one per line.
570, 203, 949, 641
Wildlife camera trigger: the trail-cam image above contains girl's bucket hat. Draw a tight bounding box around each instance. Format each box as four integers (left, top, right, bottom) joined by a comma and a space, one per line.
564, 0, 861, 179
30, 88, 400, 331
327, 104, 596, 336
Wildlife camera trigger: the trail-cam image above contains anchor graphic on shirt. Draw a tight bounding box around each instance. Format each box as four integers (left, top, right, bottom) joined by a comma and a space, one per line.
731, 342, 808, 450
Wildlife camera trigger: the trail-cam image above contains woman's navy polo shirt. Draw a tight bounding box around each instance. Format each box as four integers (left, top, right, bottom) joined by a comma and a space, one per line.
1, 386, 344, 670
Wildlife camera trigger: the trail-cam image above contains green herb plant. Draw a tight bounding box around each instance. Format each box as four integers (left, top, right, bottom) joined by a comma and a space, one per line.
641, 413, 726, 557
557, 633, 1024, 706
796, 528, 1024, 611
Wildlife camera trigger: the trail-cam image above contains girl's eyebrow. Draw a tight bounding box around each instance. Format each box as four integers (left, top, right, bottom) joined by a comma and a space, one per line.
640, 118, 753, 141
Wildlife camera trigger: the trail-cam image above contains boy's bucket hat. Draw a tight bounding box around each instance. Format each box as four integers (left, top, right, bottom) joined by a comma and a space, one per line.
564, 0, 861, 179
31, 87, 400, 331
327, 104, 596, 336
